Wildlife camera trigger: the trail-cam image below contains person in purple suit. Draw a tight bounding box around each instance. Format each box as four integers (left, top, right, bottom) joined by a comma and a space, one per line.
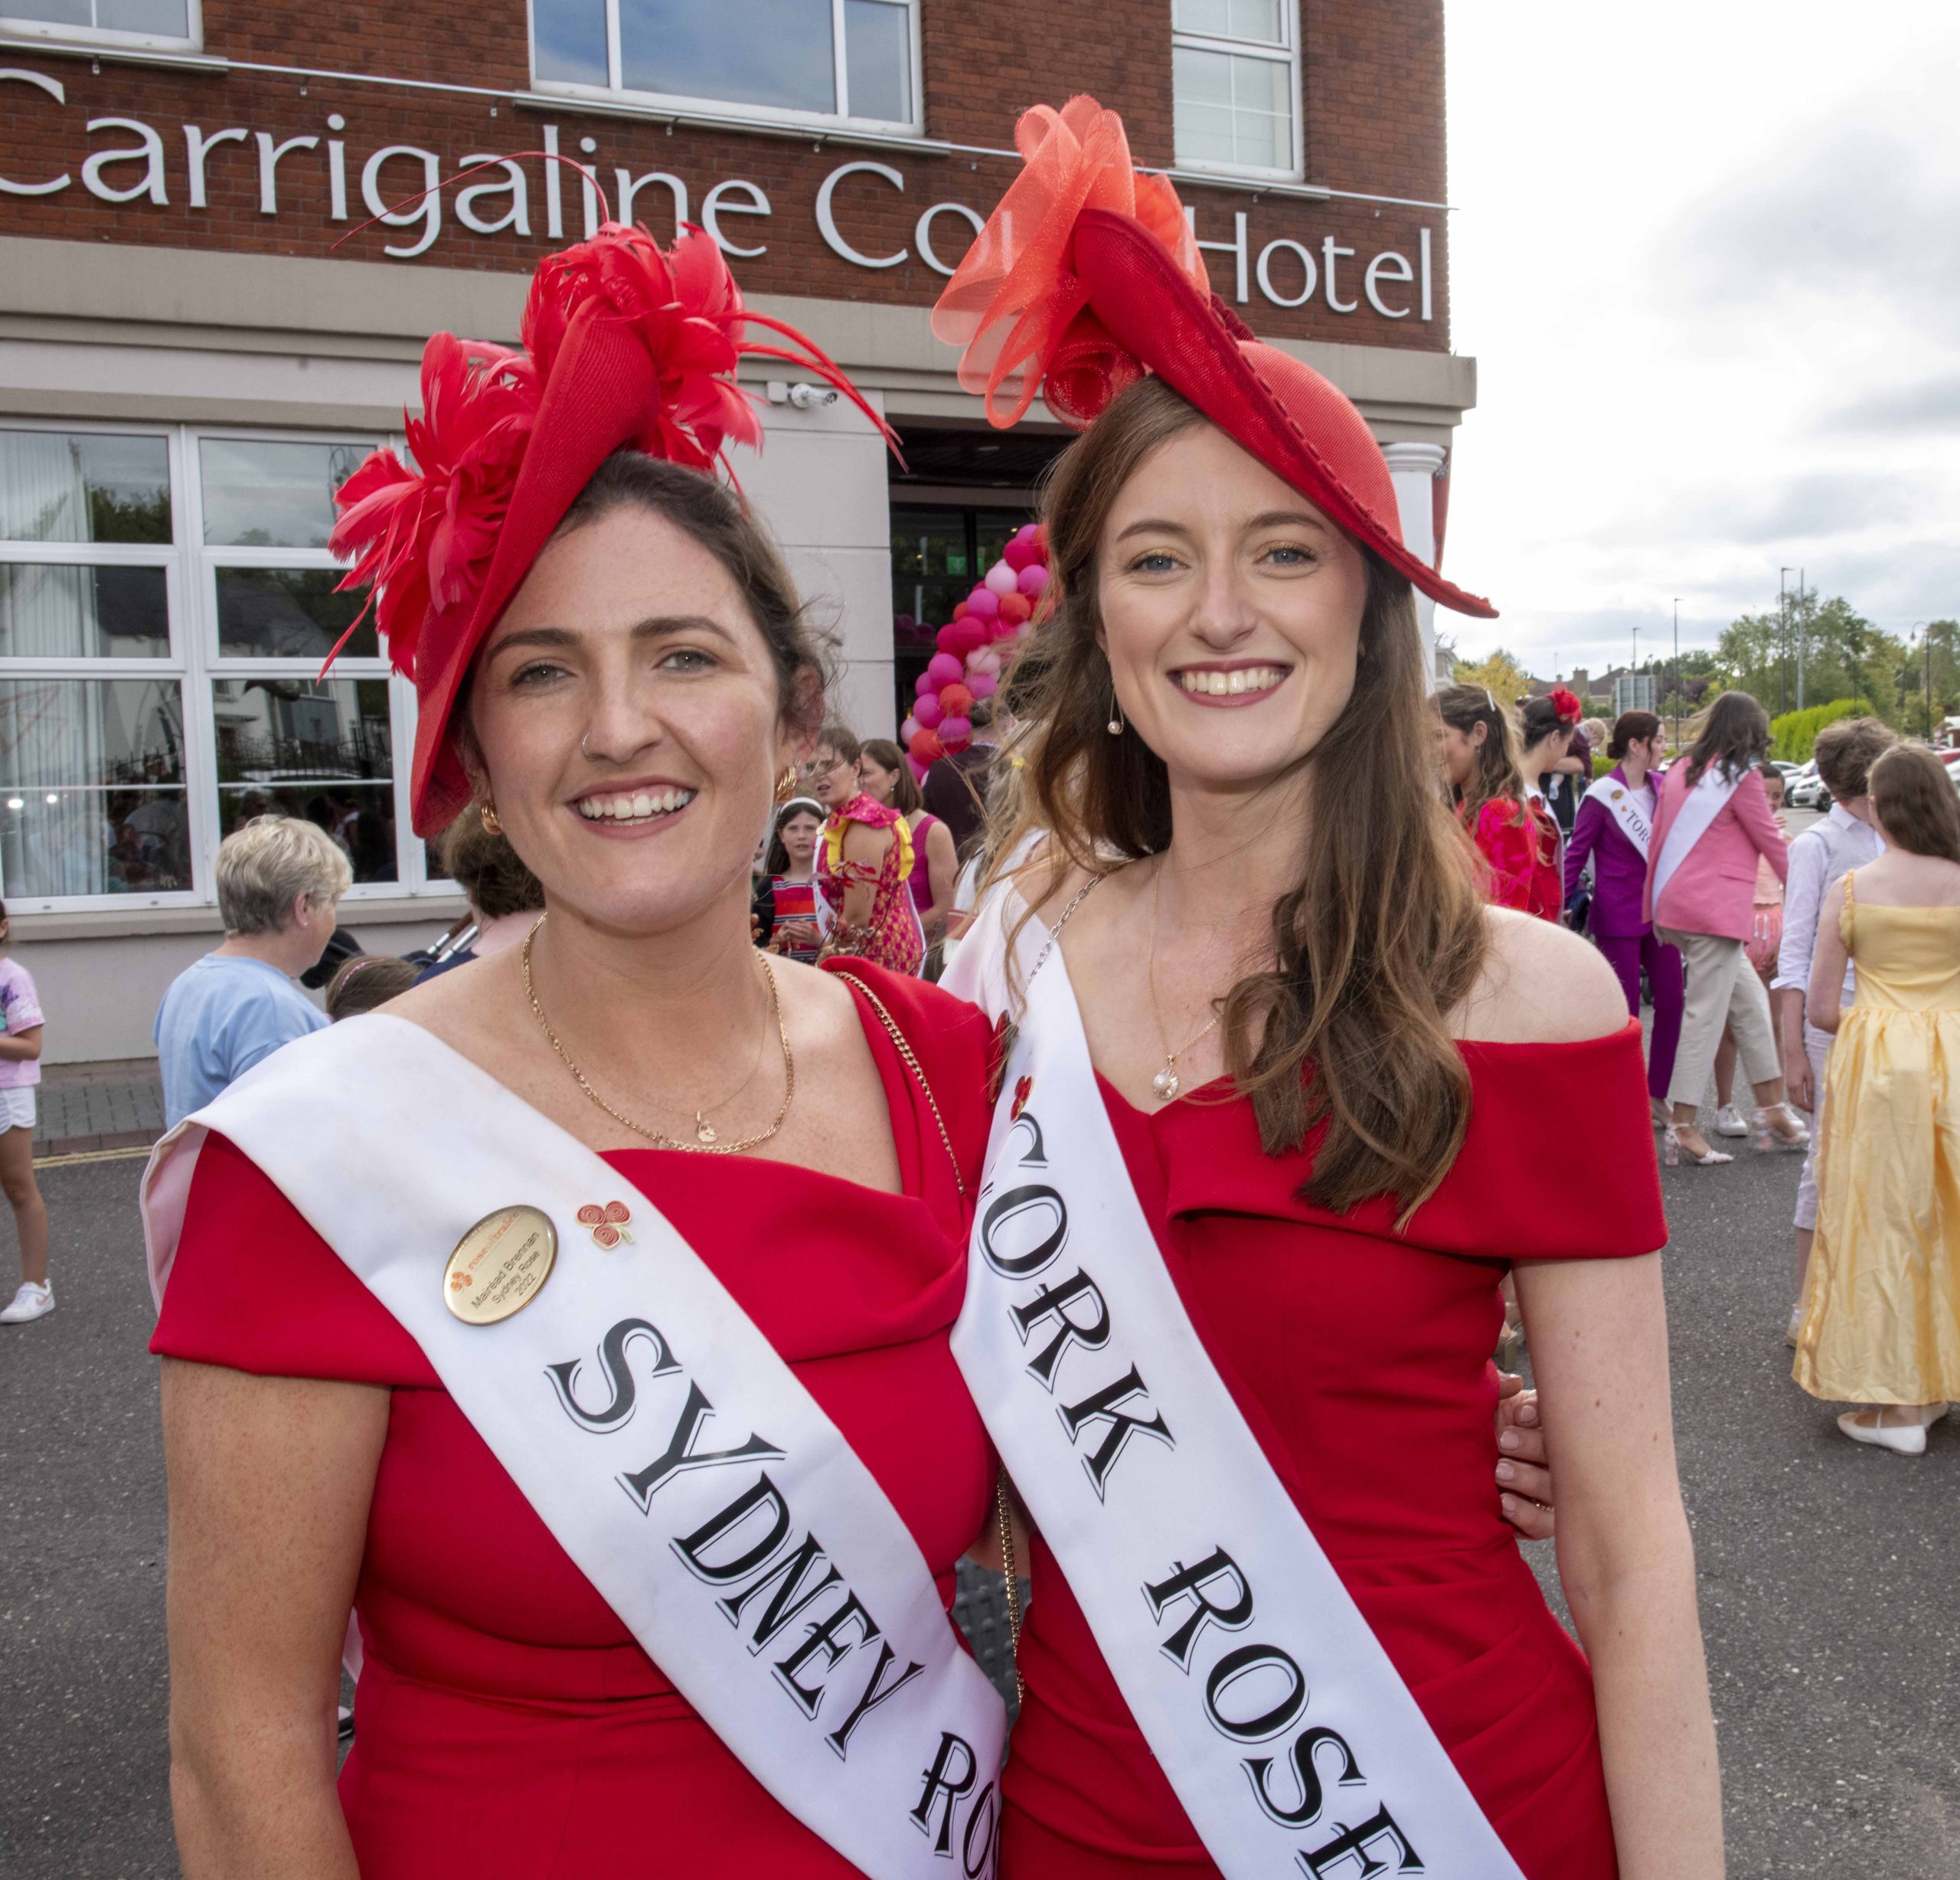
1565, 710, 1683, 1123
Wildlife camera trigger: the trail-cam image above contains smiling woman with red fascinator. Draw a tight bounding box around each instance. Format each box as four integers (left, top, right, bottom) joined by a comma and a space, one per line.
939, 97, 1721, 1880
141, 221, 1017, 1878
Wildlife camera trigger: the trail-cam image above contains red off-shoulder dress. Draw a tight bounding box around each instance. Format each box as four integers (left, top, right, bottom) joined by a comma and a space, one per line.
149, 964, 995, 1878
1001, 1025, 1667, 1880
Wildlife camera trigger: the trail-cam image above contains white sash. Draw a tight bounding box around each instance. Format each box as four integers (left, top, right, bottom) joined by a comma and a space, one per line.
944, 893, 1524, 1880
1597, 772, 1655, 860
142, 1015, 1006, 1880
1650, 763, 1741, 911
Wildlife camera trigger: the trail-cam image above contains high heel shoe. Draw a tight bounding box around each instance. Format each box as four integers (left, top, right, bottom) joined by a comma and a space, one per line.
1837, 1404, 1949, 1455
1753, 1103, 1810, 1153
1664, 1125, 1733, 1167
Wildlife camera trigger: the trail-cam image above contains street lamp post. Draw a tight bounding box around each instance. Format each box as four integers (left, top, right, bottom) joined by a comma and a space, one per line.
1672, 597, 1681, 750
1779, 567, 1793, 716
1911, 623, 1932, 741
1631, 625, 1641, 713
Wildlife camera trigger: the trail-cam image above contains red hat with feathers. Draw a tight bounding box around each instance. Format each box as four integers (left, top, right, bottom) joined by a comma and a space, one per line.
328, 221, 893, 837
930, 96, 1495, 620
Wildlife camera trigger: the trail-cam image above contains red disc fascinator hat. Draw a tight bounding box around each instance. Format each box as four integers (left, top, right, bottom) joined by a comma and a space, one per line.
932, 96, 1494, 619
327, 222, 893, 836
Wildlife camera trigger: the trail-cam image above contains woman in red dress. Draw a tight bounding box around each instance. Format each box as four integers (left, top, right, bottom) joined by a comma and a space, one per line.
1438, 683, 1563, 921
935, 98, 1720, 1880
149, 226, 1002, 1877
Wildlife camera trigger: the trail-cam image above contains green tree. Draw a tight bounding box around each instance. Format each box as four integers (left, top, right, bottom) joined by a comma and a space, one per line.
1452, 646, 1532, 702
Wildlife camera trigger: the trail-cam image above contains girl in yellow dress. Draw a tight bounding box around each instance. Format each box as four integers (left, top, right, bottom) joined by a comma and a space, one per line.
1797, 745, 1960, 1453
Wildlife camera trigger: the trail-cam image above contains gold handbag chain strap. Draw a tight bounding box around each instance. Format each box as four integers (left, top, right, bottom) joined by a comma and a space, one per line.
827, 970, 965, 1202
995, 1470, 1024, 1705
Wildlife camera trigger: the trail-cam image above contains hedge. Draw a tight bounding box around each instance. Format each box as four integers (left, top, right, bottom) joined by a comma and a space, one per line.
1770, 698, 1872, 763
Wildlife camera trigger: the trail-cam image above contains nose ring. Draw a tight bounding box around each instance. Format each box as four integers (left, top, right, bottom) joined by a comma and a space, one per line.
580, 731, 596, 760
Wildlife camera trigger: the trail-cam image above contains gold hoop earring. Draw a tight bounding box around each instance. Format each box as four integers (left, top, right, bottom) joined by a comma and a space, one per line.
479, 798, 502, 835
773, 763, 798, 805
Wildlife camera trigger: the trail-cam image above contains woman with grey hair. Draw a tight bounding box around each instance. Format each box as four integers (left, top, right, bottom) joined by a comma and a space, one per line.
152, 816, 351, 1129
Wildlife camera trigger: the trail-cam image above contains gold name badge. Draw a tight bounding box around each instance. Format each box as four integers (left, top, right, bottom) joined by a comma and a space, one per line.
443, 1205, 557, 1326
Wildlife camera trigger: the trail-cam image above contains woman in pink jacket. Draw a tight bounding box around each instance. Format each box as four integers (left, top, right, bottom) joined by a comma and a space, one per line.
1645, 692, 1809, 1166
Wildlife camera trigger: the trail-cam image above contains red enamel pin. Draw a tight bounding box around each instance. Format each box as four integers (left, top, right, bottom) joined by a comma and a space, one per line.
1011, 1075, 1034, 1122
576, 1201, 634, 1248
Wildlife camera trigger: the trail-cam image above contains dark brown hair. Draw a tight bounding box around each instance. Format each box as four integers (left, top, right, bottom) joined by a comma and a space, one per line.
1003, 375, 1489, 1219
763, 797, 824, 876
817, 721, 863, 767
860, 737, 922, 812
549, 451, 828, 740
325, 953, 420, 1020
1870, 745, 1960, 862
1606, 710, 1661, 760
1812, 715, 1897, 801
1436, 682, 1526, 828
1684, 690, 1770, 785
438, 815, 544, 920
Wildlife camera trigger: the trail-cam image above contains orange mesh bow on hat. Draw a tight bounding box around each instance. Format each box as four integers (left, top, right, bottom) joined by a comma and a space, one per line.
328, 221, 897, 836
929, 96, 1208, 428
932, 96, 1495, 618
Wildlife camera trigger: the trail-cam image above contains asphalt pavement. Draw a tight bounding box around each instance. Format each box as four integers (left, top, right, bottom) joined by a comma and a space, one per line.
2, 1126, 1955, 1878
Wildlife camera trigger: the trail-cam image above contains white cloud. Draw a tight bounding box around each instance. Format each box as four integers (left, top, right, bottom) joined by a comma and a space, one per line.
1442, 2, 1960, 676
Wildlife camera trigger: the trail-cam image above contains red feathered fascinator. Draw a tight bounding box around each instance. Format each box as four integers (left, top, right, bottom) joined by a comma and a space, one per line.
1549, 687, 1583, 724
328, 221, 893, 836
929, 96, 1495, 619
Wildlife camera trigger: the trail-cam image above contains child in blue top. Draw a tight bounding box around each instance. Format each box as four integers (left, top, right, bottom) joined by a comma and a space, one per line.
0, 900, 51, 1325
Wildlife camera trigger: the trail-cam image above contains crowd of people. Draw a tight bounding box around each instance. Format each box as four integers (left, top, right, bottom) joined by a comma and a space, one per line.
1439, 681, 1958, 1457
1, 87, 1951, 1880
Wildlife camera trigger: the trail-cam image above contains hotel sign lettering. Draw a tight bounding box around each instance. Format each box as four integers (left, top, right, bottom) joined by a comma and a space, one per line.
0, 66, 1437, 322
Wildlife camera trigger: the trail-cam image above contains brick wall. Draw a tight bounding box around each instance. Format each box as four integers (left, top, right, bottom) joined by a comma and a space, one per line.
0, 0, 1450, 348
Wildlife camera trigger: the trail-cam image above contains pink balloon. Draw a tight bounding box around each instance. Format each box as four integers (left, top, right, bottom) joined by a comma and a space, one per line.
900, 714, 920, 743
965, 648, 1001, 677
936, 623, 965, 655
913, 669, 937, 697
965, 586, 999, 620
939, 715, 972, 745
985, 561, 1018, 597
1017, 562, 1049, 596
955, 619, 990, 656
907, 755, 929, 783
966, 672, 998, 700
1014, 521, 1039, 543
914, 694, 945, 729
926, 652, 964, 685
1001, 537, 1034, 572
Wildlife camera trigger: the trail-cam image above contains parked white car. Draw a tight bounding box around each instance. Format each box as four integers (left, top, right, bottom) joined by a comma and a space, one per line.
1787, 761, 1828, 809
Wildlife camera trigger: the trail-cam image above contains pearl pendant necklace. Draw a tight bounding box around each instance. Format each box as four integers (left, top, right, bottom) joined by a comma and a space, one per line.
1152, 1061, 1184, 1101
1146, 864, 1221, 1107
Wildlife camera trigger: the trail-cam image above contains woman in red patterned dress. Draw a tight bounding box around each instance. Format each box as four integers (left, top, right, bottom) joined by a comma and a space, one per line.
808, 722, 926, 974
935, 96, 1720, 1880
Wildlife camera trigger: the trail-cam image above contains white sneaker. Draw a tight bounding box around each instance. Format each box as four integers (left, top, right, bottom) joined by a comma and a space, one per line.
1713, 1104, 1749, 1137
0, 1280, 53, 1323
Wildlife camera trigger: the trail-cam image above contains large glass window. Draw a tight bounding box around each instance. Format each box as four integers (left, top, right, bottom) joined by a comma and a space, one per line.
1171, 0, 1300, 178
533, 0, 918, 130
0, 423, 437, 911
0, 0, 196, 47
890, 505, 1024, 724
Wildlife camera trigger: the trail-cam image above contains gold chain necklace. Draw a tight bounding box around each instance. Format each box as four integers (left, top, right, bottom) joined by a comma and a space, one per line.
521, 917, 795, 1155
1146, 862, 1222, 1102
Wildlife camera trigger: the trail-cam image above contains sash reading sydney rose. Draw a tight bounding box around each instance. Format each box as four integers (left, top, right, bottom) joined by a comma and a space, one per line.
945, 889, 1526, 1880
141, 1015, 1007, 1880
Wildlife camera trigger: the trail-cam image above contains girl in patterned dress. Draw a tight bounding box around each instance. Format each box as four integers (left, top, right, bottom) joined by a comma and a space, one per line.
808, 723, 926, 973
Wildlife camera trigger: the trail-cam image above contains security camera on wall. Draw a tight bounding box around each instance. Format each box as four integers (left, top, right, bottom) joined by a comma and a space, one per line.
767, 380, 841, 410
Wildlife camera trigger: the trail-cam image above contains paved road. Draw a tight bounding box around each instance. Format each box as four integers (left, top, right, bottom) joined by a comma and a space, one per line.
2, 1133, 1955, 1878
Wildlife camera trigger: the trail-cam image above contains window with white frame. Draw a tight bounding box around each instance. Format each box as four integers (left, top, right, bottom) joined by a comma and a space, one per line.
0, 423, 439, 914
531, 0, 920, 131
1171, 0, 1301, 179
0, 0, 200, 52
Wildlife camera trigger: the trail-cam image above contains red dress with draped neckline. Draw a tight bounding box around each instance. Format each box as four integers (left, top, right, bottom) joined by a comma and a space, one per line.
1001, 1024, 1666, 1879
150, 963, 995, 1878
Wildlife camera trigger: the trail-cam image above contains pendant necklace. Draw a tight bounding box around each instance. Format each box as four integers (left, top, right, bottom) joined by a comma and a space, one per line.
1146, 862, 1221, 1103
522, 917, 795, 1154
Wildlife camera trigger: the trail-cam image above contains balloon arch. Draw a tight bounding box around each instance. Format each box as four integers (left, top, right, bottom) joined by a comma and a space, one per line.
899, 521, 1050, 780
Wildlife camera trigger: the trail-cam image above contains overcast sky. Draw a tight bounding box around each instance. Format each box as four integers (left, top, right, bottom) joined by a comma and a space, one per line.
1441, 2, 1959, 680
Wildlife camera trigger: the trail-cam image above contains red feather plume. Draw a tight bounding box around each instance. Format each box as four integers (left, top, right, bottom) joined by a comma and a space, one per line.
328, 221, 897, 682
1550, 686, 1583, 724
328, 334, 535, 678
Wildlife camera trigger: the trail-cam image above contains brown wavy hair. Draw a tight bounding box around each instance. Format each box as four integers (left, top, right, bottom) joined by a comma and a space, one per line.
998, 376, 1489, 1219
1870, 745, 1960, 862
1435, 682, 1526, 829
